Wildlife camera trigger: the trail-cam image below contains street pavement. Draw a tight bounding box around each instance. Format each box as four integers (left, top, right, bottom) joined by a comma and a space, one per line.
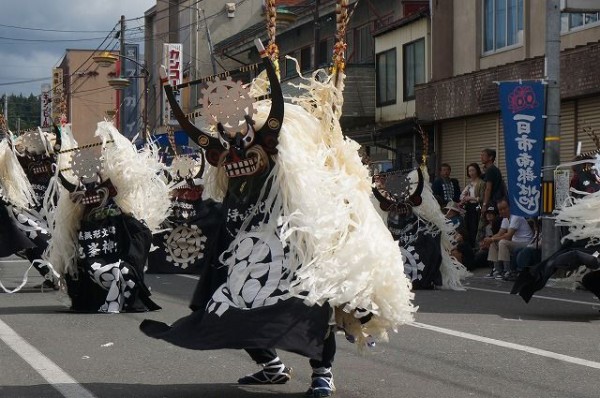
1, 256, 600, 398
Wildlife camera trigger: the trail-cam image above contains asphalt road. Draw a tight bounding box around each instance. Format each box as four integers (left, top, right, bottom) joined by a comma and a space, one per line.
1, 257, 599, 398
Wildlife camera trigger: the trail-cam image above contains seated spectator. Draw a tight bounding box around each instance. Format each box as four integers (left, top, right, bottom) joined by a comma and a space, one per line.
507, 219, 542, 280
475, 206, 501, 271
443, 200, 465, 229
452, 225, 475, 271
481, 198, 534, 280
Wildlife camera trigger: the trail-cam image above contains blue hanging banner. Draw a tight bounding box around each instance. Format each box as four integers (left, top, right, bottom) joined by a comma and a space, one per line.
122, 43, 140, 140
499, 81, 545, 218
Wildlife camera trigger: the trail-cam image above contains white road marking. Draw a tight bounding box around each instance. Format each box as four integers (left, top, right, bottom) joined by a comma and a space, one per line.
410, 321, 600, 370
0, 318, 96, 398
177, 274, 199, 280
173, 274, 600, 368
466, 286, 598, 306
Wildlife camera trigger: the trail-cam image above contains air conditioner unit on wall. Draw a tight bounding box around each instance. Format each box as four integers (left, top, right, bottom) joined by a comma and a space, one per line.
225, 3, 236, 18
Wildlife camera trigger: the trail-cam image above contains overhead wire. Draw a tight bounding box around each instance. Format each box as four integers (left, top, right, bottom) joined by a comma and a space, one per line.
0, 35, 109, 43
0, 22, 116, 33
4, 1, 253, 126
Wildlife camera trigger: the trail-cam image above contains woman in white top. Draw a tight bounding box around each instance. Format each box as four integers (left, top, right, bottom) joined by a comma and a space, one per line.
460, 162, 485, 249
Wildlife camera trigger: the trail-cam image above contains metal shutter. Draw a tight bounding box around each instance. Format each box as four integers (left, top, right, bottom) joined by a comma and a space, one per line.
560, 100, 576, 163
576, 96, 600, 155
439, 119, 465, 185
496, 115, 508, 180
465, 114, 500, 187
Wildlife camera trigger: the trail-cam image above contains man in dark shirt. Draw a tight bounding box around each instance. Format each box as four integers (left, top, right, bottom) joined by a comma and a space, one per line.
432, 163, 460, 207
480, 148, 505, 216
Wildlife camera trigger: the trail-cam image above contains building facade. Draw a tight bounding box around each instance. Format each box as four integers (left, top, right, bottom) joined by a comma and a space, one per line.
56, 49, 119, 145
372, 3, 431, 173
143, 0, 423, 151
415, 0, 600, 188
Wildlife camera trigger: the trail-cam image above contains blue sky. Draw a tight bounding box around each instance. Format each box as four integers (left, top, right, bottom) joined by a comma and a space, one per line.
0, 0, 155, 96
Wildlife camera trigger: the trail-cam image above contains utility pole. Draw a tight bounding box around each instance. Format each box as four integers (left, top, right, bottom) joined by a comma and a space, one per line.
3, 95, 7, 131
119, 14, 126, 134
541, 0, 561, 258
199, 8, 217, 75
143, 70, 149, 141
313, 0, 321, 69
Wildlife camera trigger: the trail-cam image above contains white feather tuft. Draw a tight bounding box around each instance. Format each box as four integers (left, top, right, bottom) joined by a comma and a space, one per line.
0, 138, 36, 208
555, 189, 600, 246
412, 172, 470, 290
95, 122, 171, 232
256, 101, 416, 333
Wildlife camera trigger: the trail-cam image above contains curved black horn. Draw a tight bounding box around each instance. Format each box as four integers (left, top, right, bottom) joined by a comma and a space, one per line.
254, 39, 284, 154
372, 186, 395, 211
53, 124, 62, 153
196, 150, 206, 180
161, 67, 224, 167
371, 185, 412, 216
408, 167, 424, 206
58, 170, 79, 193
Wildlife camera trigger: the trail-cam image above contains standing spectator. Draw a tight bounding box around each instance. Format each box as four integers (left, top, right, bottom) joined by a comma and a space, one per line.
482, 198, 534, 280
480, 148, 506, 217
432, 163, 460, 207
460, 162, 485, 249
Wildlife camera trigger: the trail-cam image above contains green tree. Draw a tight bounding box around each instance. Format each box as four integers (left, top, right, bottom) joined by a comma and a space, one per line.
3, 94, 41, 132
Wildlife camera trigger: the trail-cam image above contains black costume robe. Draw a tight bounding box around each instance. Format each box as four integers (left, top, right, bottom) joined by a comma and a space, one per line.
388, 210, 443, 290
65, 201, 160, 313
141, 174, 331, 360
147, 192, 221, 274
511, 239, 600, 302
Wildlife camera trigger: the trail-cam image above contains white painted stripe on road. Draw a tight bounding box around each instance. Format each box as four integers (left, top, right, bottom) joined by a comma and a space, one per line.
0, 259, 28, 263
410, 321, 600, 370
177, 274, 199, 280
466, 286, 598, 306
0, 318, 96, 398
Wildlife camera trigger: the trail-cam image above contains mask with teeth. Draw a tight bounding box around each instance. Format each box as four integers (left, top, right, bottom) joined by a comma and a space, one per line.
161, 40, 283, 180
57, 134, 117, 208
15, 128, 58, 184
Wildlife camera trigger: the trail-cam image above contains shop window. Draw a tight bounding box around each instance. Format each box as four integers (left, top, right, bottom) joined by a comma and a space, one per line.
355, 23, 374, 63
403, 39, 425, 101
483, 0, 524, 53
376, 48, 396, 106
561, 12, 600, 32
300, 46, 312, 72
317, 38, 333, 67
285, 51, 298, 78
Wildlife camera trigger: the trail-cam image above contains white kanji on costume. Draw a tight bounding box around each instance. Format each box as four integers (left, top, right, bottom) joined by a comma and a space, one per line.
401, 245, 425, 282
207, 226, 291, 317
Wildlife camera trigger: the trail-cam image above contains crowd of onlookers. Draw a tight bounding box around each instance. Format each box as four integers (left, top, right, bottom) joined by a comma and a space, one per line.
369, 145, 599, 283
432, 148, 540, 281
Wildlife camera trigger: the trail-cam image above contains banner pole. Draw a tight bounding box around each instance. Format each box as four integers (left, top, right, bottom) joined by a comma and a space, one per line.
541, 0, 562, 259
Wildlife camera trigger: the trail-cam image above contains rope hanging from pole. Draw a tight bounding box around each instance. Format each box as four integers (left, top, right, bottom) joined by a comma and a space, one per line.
331, 0, 357, 89
167, 125, 178, 157
265, 0, 280, 77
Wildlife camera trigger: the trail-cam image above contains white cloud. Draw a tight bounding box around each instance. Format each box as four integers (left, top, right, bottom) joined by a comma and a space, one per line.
0, 0, 155, 96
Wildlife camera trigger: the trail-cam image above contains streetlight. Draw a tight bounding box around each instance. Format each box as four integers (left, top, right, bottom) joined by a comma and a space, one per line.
92, 51, 150, 141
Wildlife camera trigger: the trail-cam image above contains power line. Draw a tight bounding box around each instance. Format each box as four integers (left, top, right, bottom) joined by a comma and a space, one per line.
0, 77, 50, 86
0, 23, 114, 33
0, 35, 108, 42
